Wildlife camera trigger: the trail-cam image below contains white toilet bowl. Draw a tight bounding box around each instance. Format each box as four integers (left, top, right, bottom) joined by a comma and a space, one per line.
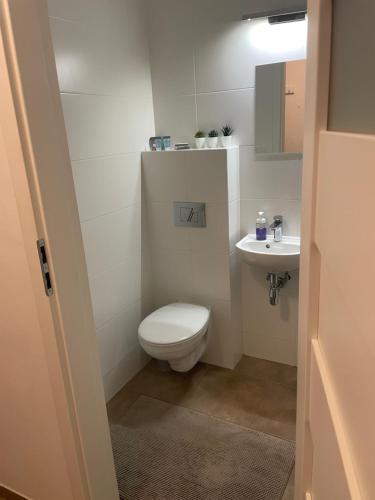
138, 303, 210, 372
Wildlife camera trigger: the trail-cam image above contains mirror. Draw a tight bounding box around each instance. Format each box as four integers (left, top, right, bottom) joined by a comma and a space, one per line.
255, 59, 306, 159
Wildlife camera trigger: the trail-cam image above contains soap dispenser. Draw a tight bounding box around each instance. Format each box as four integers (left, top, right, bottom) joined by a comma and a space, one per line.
256, 211, 267, 241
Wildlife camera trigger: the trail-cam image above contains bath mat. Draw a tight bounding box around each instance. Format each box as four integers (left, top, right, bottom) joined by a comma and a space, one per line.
110, 396, 295, 500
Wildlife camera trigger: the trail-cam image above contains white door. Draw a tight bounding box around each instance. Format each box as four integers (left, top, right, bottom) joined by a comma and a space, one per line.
0, 1, 118, 498
296, 1, 373, 499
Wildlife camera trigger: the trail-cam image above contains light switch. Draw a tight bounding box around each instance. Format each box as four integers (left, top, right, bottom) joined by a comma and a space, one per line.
174, 202, 206, 227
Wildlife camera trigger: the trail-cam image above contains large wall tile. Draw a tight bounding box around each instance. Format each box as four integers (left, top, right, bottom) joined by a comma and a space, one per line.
152, 249, 195, 306
195, 21, 255, 93
96, 318, 119, 377
240, 147, 302, 200
186, 150, 228, 202
191, 251, 231, 302
201, 299, 231, 366
187, 203, 229, 253
201, 299, 241, 369
197, 89, 255, 146
89, 258, 141, 330
51, 23, 151, 98
103, 344, 149, 402
47, 0, 83, 21
113, 300, 143, 367
227, 147, 240, 202
61, 94, 154, 160
143, 151, 189, 202
147, 200, 230, 260
72, 153, 141, 221
81, 204, 141, 277
148, 0, 195, 98
147, 202, 190, 251
153, 95, 197, 145
241, 263, 299, 366
141, 250, 154, 318
243, 332, 297, 366
240, 198, 300, 236
229, 200, 241, 253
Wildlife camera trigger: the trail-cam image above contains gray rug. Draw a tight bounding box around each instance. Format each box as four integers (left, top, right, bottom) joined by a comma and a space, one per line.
110, 396, 295, 500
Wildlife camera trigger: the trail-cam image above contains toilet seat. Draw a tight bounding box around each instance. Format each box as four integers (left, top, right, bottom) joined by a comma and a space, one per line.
139, 303, 210, 347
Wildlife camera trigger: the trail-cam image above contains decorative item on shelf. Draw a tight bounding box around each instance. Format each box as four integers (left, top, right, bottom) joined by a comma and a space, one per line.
194, 130, 206, 149
149, 136, 172, 151
174, 142, 191, 150
221, 125, 234, 147
162, 136, 172, 151
207, 129, 219, 148
149, 136, 163, 151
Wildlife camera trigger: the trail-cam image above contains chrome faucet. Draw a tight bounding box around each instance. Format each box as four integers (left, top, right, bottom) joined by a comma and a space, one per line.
270, 215, 283, 242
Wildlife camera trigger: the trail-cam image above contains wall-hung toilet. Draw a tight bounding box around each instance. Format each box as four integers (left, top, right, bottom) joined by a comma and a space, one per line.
138, 303, 210, 372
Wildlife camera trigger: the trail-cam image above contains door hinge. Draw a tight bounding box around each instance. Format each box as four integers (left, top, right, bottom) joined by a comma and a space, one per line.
36, 239, 53, 297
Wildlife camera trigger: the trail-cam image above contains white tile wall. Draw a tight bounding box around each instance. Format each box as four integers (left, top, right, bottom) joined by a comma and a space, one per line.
81, 204, 141, 276
147, 0, 306, 366
195, 21, 255, 93
153, 95, 197, 145
241, 265, 299, 365
241, 199, 301, 237
61, 94, 153, 160
197, 90, 255, 147
147, 0, 196, 99
47, 0, 82, 21
72, 153, 141, 222
240, 147, 302, 201
88, 258, 142, 331
143, 149, 242, 369
48, 0, 155, 400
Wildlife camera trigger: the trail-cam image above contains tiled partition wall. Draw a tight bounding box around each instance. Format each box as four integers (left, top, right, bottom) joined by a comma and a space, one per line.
47, 0, 155, 400
142, 149, 242, 369
146, 0, 306, 365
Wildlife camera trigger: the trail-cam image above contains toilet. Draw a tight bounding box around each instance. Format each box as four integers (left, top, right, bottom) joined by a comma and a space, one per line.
138, 303, 210, 372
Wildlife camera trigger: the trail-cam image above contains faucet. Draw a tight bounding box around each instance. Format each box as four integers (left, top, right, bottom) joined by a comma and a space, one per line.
270, 215, 283, 242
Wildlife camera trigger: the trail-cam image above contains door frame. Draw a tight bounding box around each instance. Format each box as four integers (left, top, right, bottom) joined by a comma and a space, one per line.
294, 0, 332, 497
0, 1, 118, 498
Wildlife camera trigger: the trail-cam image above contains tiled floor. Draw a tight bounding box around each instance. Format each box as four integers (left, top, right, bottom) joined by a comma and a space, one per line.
107, 355, 297, 500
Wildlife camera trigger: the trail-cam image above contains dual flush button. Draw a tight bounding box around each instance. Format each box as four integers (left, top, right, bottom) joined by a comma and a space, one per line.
174, 202, 206, 228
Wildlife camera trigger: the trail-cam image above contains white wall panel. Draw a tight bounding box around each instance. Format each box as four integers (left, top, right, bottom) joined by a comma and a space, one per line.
48, 0, 155, 399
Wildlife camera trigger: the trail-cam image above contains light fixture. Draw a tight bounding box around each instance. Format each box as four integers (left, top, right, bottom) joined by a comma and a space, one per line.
242, 9, 307, 25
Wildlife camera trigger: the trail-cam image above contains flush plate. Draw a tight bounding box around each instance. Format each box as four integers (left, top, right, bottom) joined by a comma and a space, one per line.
174, 202, 206, 227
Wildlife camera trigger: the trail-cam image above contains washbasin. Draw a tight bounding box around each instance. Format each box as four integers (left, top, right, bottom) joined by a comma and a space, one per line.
235, 234, 300, 272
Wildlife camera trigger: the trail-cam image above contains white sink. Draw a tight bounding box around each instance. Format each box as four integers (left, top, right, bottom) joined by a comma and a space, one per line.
235, 234, 300, 272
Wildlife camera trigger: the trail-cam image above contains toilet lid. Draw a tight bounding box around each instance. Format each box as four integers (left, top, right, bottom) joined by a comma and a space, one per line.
139, 303, 210, 346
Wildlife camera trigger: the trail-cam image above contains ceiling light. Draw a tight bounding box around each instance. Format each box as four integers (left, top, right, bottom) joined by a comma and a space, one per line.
242, 9, 307, 24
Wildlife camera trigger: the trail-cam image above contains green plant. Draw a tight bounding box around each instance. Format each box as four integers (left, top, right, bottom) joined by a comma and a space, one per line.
221, 124, 234, 136
208, 129, 219, 138
194, 130, 206, 138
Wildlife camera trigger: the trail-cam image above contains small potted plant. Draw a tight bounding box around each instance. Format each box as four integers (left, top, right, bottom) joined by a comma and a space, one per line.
221, 125, 234, 147
207, 129, 219, 148
194, 130, 206, 149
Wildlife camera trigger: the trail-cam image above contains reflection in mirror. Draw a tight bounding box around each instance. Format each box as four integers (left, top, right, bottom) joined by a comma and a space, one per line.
255, 59, 306, 158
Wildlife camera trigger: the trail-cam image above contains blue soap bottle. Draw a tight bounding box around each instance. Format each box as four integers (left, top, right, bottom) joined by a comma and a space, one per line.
256, 211, 267, 240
